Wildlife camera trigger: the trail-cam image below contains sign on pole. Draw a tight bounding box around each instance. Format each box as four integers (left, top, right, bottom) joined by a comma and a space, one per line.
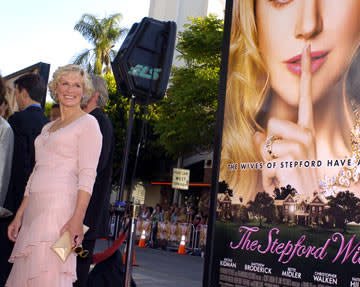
131, 182, 146, 205
172, 168, 190, 190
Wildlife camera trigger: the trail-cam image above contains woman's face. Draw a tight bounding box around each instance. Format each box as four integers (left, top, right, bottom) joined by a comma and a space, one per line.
56, 71, 84, 108
256, 0, 360, 106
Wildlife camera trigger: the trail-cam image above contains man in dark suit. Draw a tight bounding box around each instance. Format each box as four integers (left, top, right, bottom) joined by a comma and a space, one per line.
0, 73, 49, 286
74, 75, 115, 287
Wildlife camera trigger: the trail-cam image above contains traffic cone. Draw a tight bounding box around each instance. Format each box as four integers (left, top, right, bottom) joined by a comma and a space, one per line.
138, 229, 146, 248
122, 250, 138, 266
177, 234, 186, 255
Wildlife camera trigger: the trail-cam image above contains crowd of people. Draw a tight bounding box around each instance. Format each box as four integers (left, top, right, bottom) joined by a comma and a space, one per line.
139, 203, 208, 226
136, 202, 208, 251
0, 65, 115, 287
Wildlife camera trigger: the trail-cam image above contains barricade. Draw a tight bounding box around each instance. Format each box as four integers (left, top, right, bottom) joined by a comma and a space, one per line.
189, 224, 208, 256
109, 213, 128, 240
135, 219, 152, 241
134, 219, 207, 255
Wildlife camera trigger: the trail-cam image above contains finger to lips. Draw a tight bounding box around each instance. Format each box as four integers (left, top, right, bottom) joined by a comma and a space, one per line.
267, 118, 313, 147
298, 43, 314, 130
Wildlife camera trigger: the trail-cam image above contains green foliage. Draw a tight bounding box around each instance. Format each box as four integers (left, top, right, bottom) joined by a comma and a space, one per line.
103, 73, 129, 175
273, 185, 297, 200
154, 15, 223, 158
103, 74, 167, 181
248, 192, 275, 226
325, 190, 360, 231
73, 13, 128, 75
177, 14, 224, 67
44, 102, 53, 118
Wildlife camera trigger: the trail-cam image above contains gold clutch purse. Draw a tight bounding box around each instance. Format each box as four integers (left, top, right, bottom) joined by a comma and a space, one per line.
51, 225, 89, 262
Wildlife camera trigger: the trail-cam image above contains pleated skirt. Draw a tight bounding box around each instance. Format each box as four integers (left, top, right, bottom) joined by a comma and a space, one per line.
6, 191, 77, 287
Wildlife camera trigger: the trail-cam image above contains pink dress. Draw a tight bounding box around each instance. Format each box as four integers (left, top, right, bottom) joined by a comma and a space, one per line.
6, 114, 102, 287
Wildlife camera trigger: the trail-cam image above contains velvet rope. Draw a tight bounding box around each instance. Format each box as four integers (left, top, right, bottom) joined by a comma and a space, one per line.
92, 222, 130, 264
92, 232, 127, 264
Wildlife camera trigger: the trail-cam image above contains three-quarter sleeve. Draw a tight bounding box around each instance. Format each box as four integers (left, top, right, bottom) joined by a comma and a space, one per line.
77, 116, 103, 194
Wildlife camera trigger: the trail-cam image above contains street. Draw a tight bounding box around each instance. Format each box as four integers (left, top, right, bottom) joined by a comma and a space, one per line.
94, 240, 204, 287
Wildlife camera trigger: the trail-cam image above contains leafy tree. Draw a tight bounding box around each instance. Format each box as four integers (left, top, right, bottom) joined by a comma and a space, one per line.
44, 102, 53, 118
233, 205, 249, 223
218, 180, 233, 196
104, 74, 169, 184
273, 185, 297, 200
73, 13, 128, 75
248, 192, 275, 226
325, 191, 360, 232
154, 15, 223, 158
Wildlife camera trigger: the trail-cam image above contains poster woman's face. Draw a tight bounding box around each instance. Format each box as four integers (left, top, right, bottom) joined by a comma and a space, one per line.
256, 0, 360, 106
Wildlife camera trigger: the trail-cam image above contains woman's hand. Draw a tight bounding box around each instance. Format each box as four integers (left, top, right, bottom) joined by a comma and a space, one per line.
254, 44, 319, 196
8, 215, 22, 242
60, 216, 84, 248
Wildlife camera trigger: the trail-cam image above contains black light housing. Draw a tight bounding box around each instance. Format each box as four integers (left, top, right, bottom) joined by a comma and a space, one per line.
111, 17, 177, 105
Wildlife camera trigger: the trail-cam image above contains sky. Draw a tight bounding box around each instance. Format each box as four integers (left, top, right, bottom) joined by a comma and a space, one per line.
0, 0, 150, 79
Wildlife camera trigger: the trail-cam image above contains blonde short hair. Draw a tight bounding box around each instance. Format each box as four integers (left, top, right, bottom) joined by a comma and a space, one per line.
48, 64, 94, 104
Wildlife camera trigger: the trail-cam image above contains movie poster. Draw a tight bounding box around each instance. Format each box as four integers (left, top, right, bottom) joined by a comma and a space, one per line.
209, 1, 360, 286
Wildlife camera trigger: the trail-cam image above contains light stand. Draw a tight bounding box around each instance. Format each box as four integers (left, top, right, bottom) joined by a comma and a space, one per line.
117, 96, 136, 203
124, 203, 139, 287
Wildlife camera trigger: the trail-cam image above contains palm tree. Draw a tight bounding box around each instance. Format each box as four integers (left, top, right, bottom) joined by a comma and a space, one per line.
73, 13, 128, 75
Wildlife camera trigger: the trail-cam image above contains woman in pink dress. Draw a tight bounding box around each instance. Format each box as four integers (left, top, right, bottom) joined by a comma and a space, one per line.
6, 64, 102, 287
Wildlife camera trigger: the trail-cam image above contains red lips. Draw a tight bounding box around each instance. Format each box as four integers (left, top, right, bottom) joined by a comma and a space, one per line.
284, 51, 328, 75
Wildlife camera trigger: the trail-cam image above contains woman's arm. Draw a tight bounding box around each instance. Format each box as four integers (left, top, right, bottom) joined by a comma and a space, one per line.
8, 196, 28, 242
60, 189, 91, 247
60, 116, 102, 246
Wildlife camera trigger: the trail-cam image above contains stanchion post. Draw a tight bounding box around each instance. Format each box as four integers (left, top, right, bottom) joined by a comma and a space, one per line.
190, 224, 195, 253
123, 203, 139, 287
